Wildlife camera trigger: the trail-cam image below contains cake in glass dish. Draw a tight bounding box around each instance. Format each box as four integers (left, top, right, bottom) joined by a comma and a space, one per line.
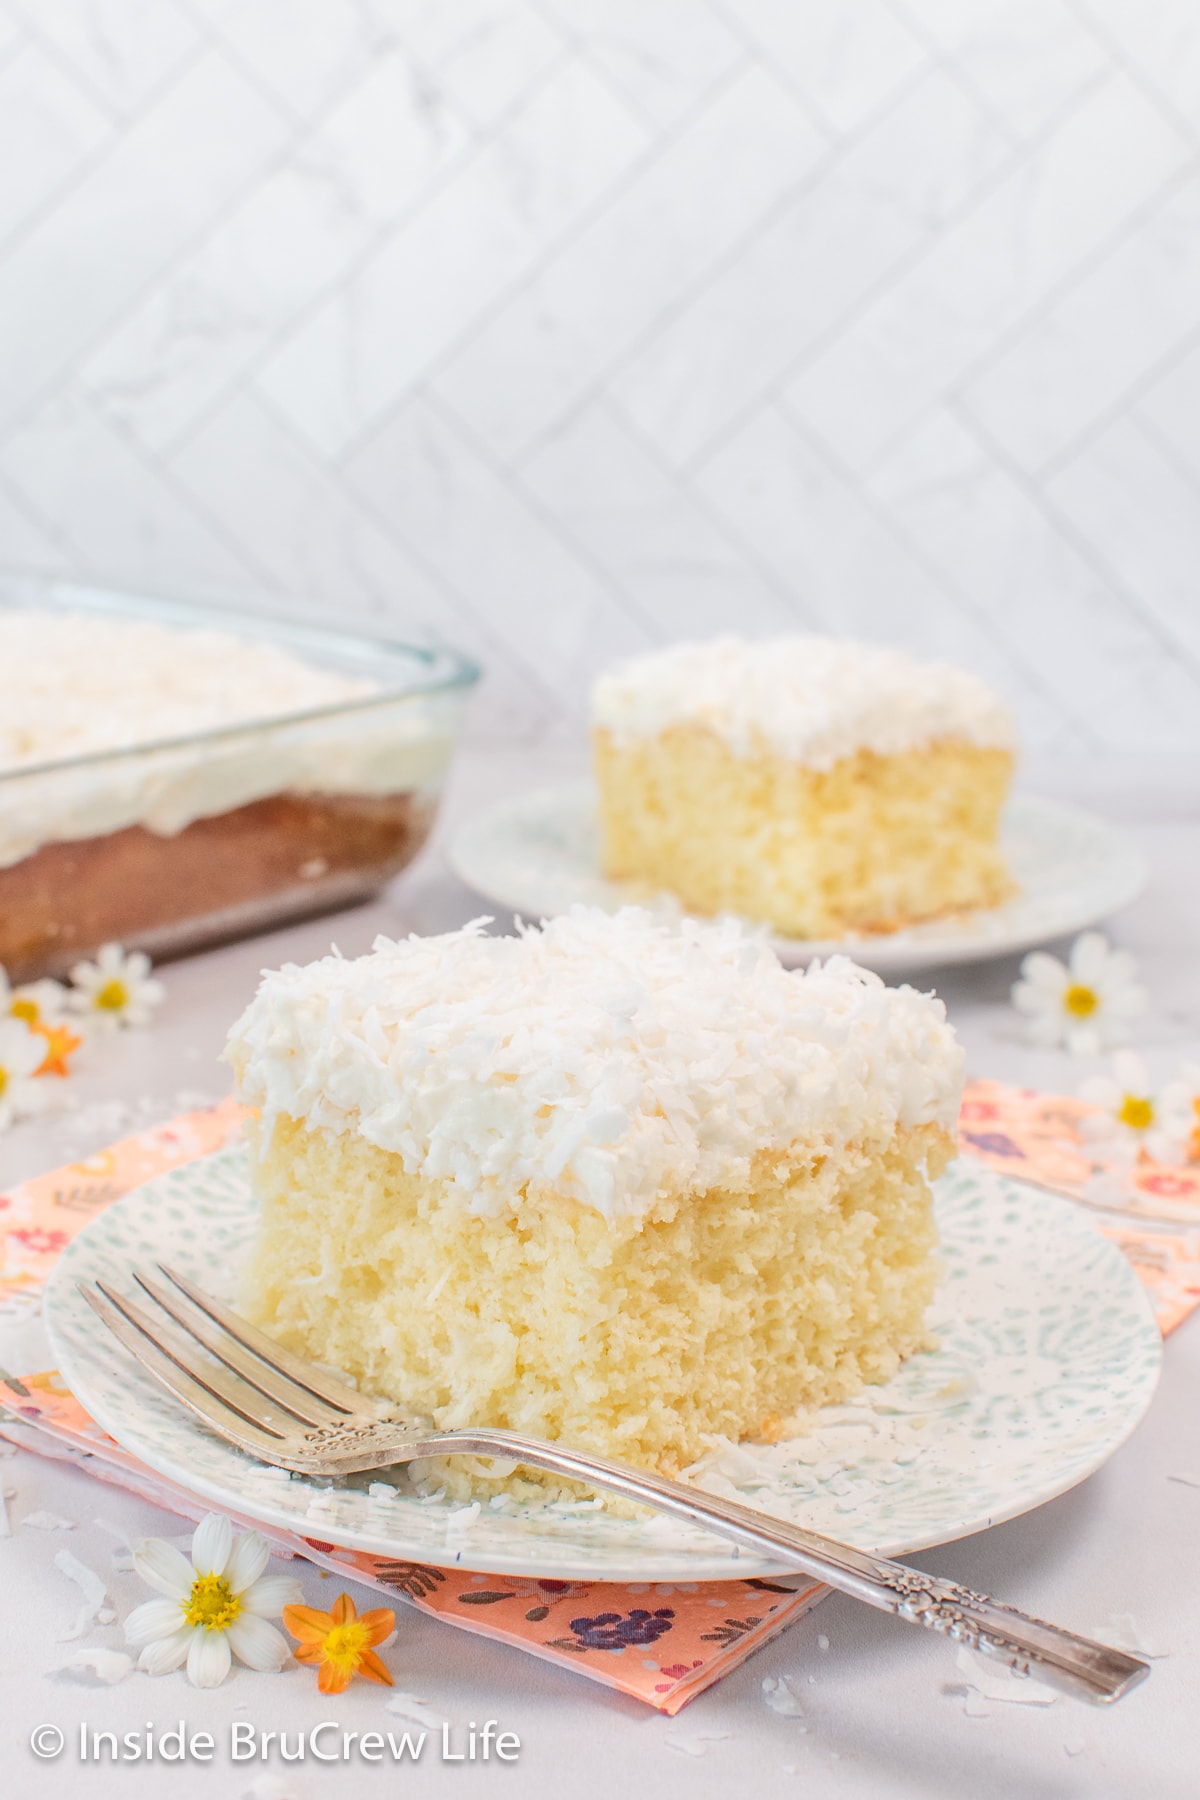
0, 584, 478, 982
226, 907, 963, 1490
592, 636, 1016, 939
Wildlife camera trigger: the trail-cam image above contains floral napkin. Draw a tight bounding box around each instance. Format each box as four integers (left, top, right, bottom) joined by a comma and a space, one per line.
0, 1098, 823, 1714
959, 1078, 1200, 1333
1, 1086, 1196, 1712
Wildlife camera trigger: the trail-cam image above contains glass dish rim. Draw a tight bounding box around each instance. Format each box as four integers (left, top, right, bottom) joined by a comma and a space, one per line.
0, 575, 481, 787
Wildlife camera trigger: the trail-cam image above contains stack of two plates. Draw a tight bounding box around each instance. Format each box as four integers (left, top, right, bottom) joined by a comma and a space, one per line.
47, 1148, 1160, 1580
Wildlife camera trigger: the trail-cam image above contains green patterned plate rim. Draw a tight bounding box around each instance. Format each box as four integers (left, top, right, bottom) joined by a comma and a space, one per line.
43, 1150, 1162, 1580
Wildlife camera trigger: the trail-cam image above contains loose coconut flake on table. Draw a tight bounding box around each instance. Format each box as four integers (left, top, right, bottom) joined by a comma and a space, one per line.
54, 1548, 111, 1640
663, 1727, 733, 1758
762, 1675, 807, 1719
21, 1510, 76, 1531
54, 1647, 134, 1685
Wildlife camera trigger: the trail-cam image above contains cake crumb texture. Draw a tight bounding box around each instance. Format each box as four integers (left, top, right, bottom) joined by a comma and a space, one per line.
244, 1113, 951, 1477
595, 726, 1014, 938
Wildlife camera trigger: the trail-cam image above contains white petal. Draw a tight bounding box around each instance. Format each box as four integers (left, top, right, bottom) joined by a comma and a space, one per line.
125, 951, 152, 981
1010, 981, 1044, 1016
97, 943, 124, 973
1023, 1014, 1065, 1047
133, 1539, 194, 1600
187, 1628, 232, 1688
228, 1614, 290, 1672
124, 1597, 185, 1645
1146, 1130, 1185, 1166
241, 1572, 304, 1617
1079, 1079, 1120, 1111
1017, 953, 1067, 992
191, 1513, 233, 1577
1078, 1115, 1122, 1146
1069, 933, 1112, 983
139, 1628, 194, 1675
1111, 1051, 1149, 1092
224, 1529, 270, 1596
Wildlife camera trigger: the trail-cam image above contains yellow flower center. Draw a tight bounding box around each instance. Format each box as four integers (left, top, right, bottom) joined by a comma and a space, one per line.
1063, 984, 1099, 1018
94, 978, 129, 1012
322, 1620, 370, 1672
10, 997, 39, 1023
1117, 1094, 1154, 1131
182, 1573, 242, 1632
0, 1067, 7, 1098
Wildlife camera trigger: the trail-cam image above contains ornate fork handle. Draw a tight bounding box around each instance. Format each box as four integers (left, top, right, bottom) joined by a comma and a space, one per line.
295, 1420, 1145, 1706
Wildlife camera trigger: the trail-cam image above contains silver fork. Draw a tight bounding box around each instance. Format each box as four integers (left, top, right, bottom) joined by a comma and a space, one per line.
81, 1266, 1148, 1706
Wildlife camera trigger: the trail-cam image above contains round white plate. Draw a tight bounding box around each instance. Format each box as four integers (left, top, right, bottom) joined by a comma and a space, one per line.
448, 783, 1147, 972
44, 1150, 1161, 1581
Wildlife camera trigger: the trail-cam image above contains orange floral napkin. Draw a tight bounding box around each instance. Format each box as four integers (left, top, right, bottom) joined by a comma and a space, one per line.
0, 1099, 822, 1713
959, 1078, 1200, 1334
1, 1085, 1196, 1712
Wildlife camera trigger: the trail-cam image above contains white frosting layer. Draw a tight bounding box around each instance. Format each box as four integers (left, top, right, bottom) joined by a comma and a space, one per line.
0, 612, 454, 866
226, 906, 964, 1223
592, 636, 1015, 769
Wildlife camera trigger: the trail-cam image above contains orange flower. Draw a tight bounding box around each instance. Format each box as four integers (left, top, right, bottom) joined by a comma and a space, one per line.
33, 1021, 82, 1078
282, 1592, 394, 1694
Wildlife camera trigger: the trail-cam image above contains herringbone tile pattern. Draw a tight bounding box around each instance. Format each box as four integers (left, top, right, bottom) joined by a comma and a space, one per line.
2, 0, 1198, 748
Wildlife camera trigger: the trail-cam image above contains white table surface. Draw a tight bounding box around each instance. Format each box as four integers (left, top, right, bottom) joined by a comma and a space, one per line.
3, 748, 1198, 1800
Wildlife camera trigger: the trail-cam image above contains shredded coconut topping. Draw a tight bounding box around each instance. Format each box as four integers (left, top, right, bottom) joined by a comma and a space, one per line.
591, 636, 1015, 768
0, 611, 373, 772
226, 907, 963, 1222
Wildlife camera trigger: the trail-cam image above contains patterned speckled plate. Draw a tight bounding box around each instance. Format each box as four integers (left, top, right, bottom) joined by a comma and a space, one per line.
43, 1151, 1161, 1580
448, 782, 1147, 973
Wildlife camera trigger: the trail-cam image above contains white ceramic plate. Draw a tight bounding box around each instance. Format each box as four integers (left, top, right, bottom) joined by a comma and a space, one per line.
44, 1150, 1160, 1581
448, 783, 1147, 972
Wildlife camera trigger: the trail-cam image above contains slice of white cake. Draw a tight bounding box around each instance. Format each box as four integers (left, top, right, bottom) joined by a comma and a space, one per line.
225, 908, 963, 1488
592, 636, 1016, 938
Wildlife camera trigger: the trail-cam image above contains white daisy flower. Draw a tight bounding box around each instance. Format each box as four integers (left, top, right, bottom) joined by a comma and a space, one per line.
68, 943, 164, 1030
1078, 1052, 1178, 1165
1011, 932, 1147, 1056
124, 1513, 302, 1688
0, 1016, 47, 1131
0, 965, 68, 1029
1156, 1060, 1200, 1164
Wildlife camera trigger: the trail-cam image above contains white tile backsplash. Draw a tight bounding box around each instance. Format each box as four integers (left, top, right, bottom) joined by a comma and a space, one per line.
255, 55, 647, 456
961, 171, 1200, 472
538, 0, 743, 130
867, 408, 1200, 749
24, 0, 201, 116
611, 64, 1011, 469
731, 0, 925, 135
0, 0, 1196, 754
900, 0, 1105, 140
432, 64, 827, 462
786, 75, 1190, 471
0, 42, 111, 249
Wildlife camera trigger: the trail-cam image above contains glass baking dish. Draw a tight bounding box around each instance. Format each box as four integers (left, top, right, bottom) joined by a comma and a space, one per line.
0, 578, 480, 981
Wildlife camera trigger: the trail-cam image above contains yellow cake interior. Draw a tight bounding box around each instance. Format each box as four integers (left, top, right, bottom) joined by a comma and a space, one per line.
243, 1111, 952, 1495
595, 723, 1014, 939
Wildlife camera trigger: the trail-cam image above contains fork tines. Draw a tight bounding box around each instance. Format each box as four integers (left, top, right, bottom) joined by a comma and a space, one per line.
79, 1265, 372, 1462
